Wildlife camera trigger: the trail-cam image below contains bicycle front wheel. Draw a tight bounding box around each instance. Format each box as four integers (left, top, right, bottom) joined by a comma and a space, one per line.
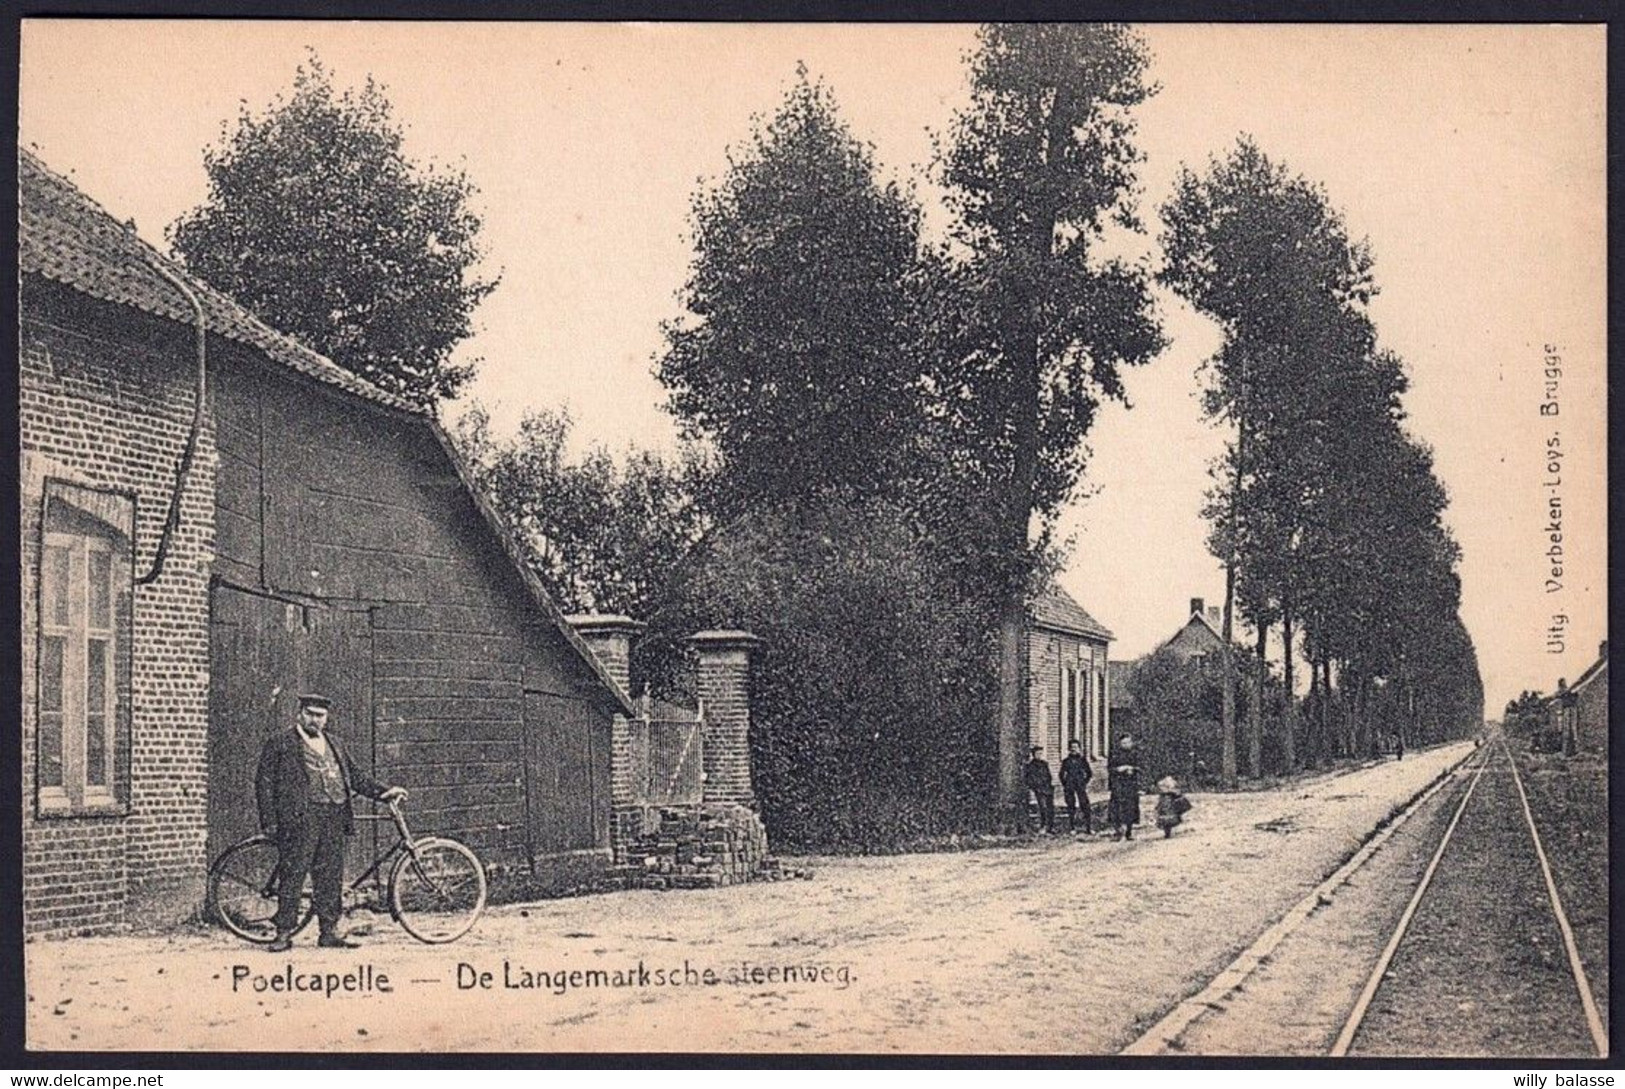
208, 835, 313, 944
389, 837, 487, 943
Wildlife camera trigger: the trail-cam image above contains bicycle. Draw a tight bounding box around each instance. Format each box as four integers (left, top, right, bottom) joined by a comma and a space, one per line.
207, 799, 488, 945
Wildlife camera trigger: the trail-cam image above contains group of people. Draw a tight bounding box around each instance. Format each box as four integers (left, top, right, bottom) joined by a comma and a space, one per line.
1023, 735, 1191, 841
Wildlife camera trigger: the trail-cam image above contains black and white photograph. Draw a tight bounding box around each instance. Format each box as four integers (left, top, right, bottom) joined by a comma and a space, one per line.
15, 19, 1608, 1057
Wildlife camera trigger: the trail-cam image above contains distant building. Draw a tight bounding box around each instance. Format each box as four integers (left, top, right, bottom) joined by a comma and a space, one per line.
1024, 583, 1114, 773
1109, 596, 1226, 708
1106, 596, 1230, 780
1572, 640, 1608, 754
1159, 598, 1227, 662
1543, 640, 1609, 756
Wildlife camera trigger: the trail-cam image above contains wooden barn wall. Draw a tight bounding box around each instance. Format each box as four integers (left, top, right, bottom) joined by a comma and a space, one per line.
211, 356, 612, 870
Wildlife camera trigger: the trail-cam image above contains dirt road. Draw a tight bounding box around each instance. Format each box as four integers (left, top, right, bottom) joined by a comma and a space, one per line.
27, 743, 1471, 1054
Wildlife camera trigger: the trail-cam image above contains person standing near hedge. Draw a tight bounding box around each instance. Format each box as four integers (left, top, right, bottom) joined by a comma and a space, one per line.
1024, 746, 1056, 834
1060, 739, 1093, 834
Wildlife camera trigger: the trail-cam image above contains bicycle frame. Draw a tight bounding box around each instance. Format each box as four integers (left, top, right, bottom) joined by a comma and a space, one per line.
345, 800, 427, 907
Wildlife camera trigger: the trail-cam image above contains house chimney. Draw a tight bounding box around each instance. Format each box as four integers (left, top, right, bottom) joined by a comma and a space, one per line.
690, 629, 760, 807
566, 614, 645, 701
1190, 597, 1204, 617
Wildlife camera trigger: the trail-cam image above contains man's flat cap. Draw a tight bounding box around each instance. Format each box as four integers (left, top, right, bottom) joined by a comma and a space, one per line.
297, 693, 333, 711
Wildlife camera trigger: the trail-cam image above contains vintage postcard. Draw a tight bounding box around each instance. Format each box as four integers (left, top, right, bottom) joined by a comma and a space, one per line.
16, 20, 1607, 1056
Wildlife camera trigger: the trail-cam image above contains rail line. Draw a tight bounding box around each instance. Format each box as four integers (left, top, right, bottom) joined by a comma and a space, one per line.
1120, 746, 1479, 1057
1333, 736, 1607, 1058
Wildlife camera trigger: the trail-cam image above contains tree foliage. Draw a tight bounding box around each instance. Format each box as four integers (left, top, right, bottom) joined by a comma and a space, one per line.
644, 495, 999, 849
1160, 138, 1480, 770
451, 404, 709, 618
930, 24, 1165, 806
169, 54, 499, 407
934, 23, 1165, 546
657, 71, 928, 519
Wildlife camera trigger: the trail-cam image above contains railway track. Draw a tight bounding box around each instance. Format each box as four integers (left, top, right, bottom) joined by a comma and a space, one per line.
1123, 735, 1607, 1058
1336, 736, 1607, 1058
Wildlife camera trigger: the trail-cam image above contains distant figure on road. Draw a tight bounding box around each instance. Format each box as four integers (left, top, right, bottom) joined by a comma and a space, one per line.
1154, 775, 1191, 838
1024, 746, 1056, 834
1108, 735, 1142, 841
1060, 739, 1093, 834
1395, 732, 1405, 761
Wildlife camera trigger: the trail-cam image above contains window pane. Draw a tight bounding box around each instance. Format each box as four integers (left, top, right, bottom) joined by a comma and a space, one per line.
41, 635, 64, 713
40, 714, 64, 789
86, 714, 108, 787
87, 638, 108, 714
43, 545, 70, 627
88, 550, 111, 629
40, 633, 65, 790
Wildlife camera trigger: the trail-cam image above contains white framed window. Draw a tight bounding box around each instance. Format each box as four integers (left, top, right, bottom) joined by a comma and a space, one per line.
37, 483, 132, 816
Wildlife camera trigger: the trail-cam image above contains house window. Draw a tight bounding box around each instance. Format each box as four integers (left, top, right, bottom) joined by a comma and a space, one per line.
1072, 665, 1088, 755
37, 482, 133, 816
1095, 663, 1108, 757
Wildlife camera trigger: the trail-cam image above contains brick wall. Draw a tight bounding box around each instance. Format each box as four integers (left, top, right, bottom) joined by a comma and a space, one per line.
566, 616, 643, 815
21, 282, 218, 936
1025, 627, 1110, 771
1576, 657, 1607, 755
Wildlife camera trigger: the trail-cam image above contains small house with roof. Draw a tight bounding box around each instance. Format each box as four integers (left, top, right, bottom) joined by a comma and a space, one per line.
1544, 639, 1608, 756
1024, 583, 1114, 773
1572, 640, 1608, 754
1108, 596, 1226, 746
19, 150, 761, 936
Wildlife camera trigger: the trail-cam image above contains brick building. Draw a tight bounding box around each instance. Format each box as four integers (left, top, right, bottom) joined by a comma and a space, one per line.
1024, 584, 1114, 773
1572, 640, 1608, 754
1546, 639, 1608, 756
19, 150, 765, 936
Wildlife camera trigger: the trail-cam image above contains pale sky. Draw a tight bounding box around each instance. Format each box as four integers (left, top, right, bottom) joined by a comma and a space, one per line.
20, 21, 1607, 712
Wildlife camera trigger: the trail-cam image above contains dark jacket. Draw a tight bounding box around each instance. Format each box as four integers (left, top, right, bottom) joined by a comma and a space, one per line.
1107, 750, 1142, 825
256, 727, 387, 842
1023, 757, 1054, 792
1060, 753, 1092, 789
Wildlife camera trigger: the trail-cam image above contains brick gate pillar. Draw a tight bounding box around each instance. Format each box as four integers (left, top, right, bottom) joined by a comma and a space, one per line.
690, 630, 760, 807
567, 615, 646, 824
565, 614, 644, 701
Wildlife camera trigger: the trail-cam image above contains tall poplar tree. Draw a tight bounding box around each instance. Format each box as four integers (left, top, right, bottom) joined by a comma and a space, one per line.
934, 24, 1164, 805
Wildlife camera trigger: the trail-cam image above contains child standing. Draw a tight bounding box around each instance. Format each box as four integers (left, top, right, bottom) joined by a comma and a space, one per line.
1154, 775, 1192, 838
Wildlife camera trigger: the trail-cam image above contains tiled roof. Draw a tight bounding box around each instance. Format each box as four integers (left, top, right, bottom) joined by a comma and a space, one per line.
18, 148, 420, 415
1028, 582, 1113, 641
19, 149, 636, 718
1572, 651, 1607, 695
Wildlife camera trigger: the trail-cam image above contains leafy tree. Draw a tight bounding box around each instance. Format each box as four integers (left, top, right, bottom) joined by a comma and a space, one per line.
1163, 137, 1479, 769
451, 404, 709, 618
169, 54, 499, 406
1162, 138, 1393, 776
657, 70, 927, 519
934, 24, 1165, 805
644, 494, 999, 848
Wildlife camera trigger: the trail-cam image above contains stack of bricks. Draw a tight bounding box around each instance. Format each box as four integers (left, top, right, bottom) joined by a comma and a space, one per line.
609, 803, 775, 890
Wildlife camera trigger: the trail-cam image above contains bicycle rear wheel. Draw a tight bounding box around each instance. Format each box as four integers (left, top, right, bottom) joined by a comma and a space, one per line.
207, 835, 313, 944
389, 837, 487, 943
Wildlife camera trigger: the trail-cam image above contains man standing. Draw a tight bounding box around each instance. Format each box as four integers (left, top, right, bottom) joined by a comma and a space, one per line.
1060, 739, 1093, 834
255, 693, 407, 951
1024, 745, 1056, 834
